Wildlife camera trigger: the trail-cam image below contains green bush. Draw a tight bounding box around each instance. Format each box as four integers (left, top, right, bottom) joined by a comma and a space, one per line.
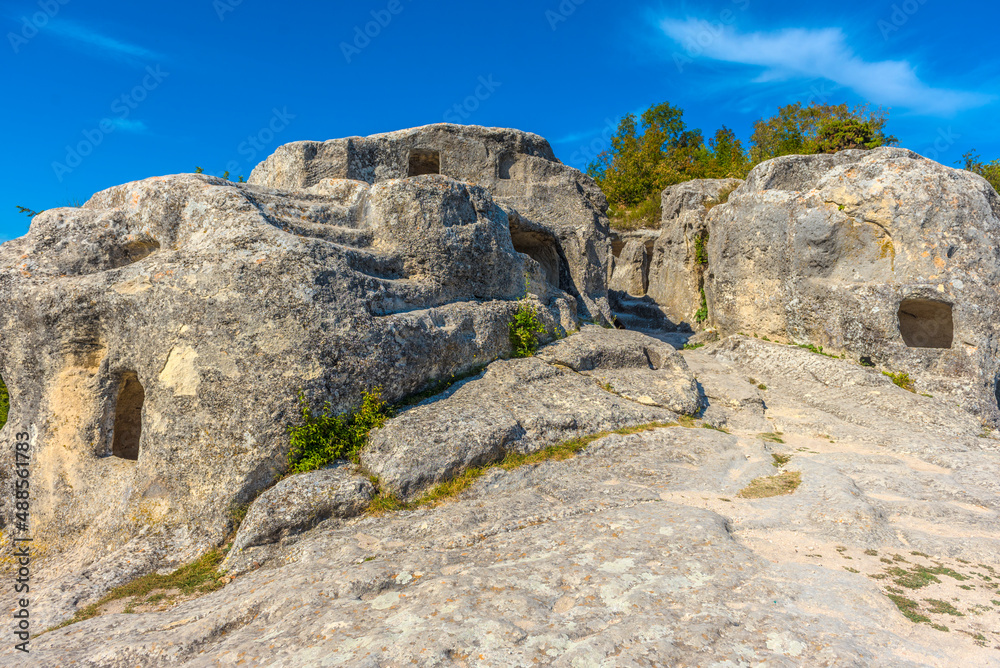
694, 231, 710, 265
608, 194, 662, 231
695, 288, 709, 324
0, 377, 8, 430
509, 301, 547, 358
960, 150, 1000, 193
286, 388, 392, 474
884, 371, 916, 393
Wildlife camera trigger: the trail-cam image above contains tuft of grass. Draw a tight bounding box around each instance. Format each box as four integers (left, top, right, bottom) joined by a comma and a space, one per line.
757, 383, 768, 391
887, 564, 969, 590
844, 567, 860, 573
608, 195, 663, 231
371, 422, 680, 513
923, 599, 964, 617
737, 470, 802, 499
287, 388, 392, 475
795, 342, 838, 358
929, 623, 950, 632
694, 288, 709, 324
771, 453, 791, 467
883, 371, 916, 393
694, 231, 710, 266
701, 423, 730, 434
887, 594, 930, 623
683, 342, 705, 351
704, 185, 738, 211
509, 300, 547, 358
761, 433, 786, 445
43, 549, 226, 634
0, 376, 8, 431
864, 549, 879, 556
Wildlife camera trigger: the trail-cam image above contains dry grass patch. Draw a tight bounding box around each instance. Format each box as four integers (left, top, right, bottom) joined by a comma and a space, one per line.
737, 470, 802, 499
41, 549, 227, 635
370, 422, 680, 512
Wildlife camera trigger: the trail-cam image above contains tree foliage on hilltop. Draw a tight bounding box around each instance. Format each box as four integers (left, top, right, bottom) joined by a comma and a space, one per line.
588, 101, 896, 230
960, 150, 1000, 193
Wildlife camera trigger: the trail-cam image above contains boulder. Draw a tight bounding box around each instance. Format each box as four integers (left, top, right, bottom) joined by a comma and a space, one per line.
647, 178, 743, 327
0, 170, 578, 577
249, 124, 614, 322
228, 466, 375, 553
361, 328, 702, 500
704, 148, 1000, 423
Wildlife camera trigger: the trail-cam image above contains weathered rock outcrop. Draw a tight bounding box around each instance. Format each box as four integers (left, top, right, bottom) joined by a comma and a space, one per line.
606, 179, 743, 331
360, 327, 700, 503
22, 333, 1000, 666
0, 168, 581, 595
648, 178, 744, 324
249, 124, 614, 322
705, 148, 1000, 423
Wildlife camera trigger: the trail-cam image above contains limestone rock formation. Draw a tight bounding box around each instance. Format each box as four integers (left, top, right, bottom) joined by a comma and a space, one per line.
24, 332, 1000, 666
249, 124, 614, 322
606, 179, 742, 332
705, 148, 1000, 423
0, 166, 581, 603
360, 327, 700, 503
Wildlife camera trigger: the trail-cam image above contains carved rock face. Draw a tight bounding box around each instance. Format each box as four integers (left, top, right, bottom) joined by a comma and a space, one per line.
704, 148, 1000, 422
0, 169, 580, 581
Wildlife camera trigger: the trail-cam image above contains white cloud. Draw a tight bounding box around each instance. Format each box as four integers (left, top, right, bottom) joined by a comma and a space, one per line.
108, 118, 148, 133
47, 21, 164, 62
661, 19, 993, 115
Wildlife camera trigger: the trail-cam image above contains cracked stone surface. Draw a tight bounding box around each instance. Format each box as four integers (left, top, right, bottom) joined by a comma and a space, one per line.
17, 334, 1000, 667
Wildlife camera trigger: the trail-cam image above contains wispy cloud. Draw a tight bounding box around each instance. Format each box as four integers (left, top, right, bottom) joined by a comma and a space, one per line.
47, 20, 164, 62
107, 118, 148, 133
660, 19, 993, 115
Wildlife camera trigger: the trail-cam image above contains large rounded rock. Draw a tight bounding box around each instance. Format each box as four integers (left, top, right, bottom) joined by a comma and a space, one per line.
704, 148, 1000, 423
249, 124, 614, 322
0, 171, 574, 578
223, 466, 374, 571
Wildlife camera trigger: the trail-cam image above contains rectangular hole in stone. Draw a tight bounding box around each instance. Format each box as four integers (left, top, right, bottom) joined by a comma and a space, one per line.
112, 372, 145, 461
898, 298, 954, 349
408, 149, 440, 177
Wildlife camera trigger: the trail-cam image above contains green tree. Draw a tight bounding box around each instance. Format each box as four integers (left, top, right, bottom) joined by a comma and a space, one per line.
750, 102, 896, 163
960, 150, 1000, 193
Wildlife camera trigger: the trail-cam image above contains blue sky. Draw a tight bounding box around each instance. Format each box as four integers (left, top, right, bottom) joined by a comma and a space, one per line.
2, 0, 997, 242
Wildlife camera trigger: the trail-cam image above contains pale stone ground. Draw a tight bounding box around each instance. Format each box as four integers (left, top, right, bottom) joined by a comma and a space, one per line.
10, 336, 1000, 667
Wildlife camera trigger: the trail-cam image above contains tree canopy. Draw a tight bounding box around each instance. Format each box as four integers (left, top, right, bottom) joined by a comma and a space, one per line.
587, 101, 897, 229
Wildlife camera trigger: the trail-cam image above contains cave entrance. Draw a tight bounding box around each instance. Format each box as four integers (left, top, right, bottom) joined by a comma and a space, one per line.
112, 372, 145, 461
897, 299, 954, 349
408, 149, 440, 177
511, 231, 561, 288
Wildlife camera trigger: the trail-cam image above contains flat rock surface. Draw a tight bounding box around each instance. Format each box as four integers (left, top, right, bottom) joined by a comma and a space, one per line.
17, 336, 1000, 666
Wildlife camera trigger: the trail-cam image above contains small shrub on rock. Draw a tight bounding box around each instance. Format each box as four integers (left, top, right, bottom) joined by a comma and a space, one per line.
509, 302, 547, 358
287, 388, 392, 474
